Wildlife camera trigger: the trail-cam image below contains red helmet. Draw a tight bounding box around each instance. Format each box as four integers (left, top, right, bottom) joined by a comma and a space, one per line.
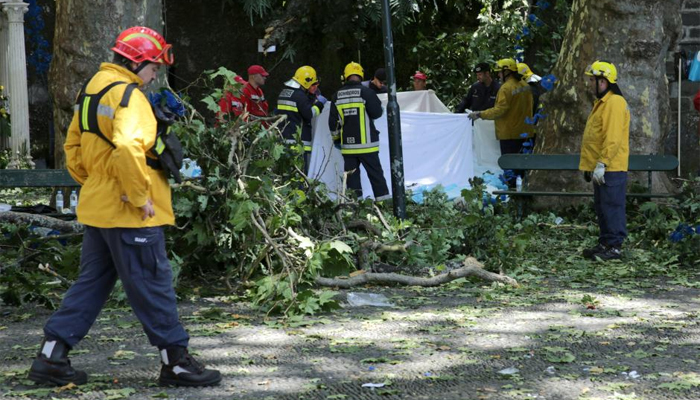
112, 26, 173, 65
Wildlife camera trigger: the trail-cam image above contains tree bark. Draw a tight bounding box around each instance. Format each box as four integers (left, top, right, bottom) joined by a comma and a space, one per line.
49, 0, 164, 168
532, 0, 682, 207
315, 257, 519, 288
0, 211, 83, 233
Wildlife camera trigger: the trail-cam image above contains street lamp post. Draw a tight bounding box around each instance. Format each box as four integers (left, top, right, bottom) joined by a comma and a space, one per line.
380, 0, 405, 219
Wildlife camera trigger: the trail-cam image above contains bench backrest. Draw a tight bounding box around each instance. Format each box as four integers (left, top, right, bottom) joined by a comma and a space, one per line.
498, 154, 679, 172
0, 169, 80, 188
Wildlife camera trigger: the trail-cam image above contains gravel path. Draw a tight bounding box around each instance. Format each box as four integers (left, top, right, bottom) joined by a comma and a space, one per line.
2, 278, 700, 400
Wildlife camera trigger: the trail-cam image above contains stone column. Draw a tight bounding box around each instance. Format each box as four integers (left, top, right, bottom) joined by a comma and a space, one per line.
0, 1, 10, 149
3, 1, 33, 169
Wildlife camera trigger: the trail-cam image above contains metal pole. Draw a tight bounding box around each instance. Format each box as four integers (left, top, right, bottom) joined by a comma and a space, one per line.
380, 0, 406, 219
678, 57, 682, 177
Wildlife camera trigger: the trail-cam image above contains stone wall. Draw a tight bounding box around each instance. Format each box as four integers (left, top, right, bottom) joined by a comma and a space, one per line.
668, 0, 700, 177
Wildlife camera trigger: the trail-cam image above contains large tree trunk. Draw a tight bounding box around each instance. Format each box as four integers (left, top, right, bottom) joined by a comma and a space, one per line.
49, 0, 163, 168
532, 0, 681, 205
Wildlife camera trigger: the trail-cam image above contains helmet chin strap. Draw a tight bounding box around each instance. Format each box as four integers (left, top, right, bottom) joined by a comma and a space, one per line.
595, 76, 610, 99
131, 61, 151, 75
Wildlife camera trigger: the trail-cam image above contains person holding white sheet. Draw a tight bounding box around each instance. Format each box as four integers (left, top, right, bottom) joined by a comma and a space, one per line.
329, 62, 389, 200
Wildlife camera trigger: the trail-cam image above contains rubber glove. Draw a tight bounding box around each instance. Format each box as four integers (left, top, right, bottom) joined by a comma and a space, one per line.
468, 111, 481, 120
592, 162, 606, 185
317, 94, 328, 105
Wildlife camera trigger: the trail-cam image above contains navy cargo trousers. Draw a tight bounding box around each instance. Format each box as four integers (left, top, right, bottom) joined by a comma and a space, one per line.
593, 171, 628, 248
44, 226, 189, 349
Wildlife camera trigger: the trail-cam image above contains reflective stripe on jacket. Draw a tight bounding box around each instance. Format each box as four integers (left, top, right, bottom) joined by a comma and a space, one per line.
328, 81, 383, 154
241, 82, 269, 119
64, 62, 174, 228
276, 85, 320, 151
480, 77, 533, 140
579, 91, 630, 172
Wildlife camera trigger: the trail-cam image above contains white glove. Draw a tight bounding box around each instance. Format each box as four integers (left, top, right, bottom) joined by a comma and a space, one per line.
592, 162, 606, 185
468, 111, 481, 121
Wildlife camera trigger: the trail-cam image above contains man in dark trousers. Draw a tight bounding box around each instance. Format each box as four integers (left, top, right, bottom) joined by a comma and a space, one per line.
580, 60, 630, 261
276, 65, 326, 173
469, 58, 533, 157
455, 62, 501, 113
329, 61, 389, 200
27, 26, 220, 387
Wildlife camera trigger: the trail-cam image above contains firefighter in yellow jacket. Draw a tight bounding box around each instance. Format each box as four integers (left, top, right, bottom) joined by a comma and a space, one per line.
328, 62, 389, 200
469, 58, 533, 154
28, 27, 220, 387
580, 61, 630, 261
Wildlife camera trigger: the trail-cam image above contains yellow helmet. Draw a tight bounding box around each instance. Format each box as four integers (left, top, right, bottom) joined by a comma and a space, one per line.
293, 66, 318, 89
495, 58, 518, 72
344, 61, 364, 80
517, 63, 533, 79
585, 60, 617, 83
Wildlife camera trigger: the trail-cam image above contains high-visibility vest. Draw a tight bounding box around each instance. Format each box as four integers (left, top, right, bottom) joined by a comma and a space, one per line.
328, 82, 383, 155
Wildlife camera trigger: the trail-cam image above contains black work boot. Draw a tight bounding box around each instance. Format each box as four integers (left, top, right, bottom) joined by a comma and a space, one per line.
28, 338, 88, 386
582, 243, 606, 259
591, 246, 622, 261
158, 347, 221, 387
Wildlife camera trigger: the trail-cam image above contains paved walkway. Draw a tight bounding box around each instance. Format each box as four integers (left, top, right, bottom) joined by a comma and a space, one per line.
2, 275, 700, 400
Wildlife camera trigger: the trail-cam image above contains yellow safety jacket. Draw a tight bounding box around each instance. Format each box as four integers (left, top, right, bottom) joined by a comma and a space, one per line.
579, 91, 630, 172
64, 63, 175, 228
480, 77, 533, 140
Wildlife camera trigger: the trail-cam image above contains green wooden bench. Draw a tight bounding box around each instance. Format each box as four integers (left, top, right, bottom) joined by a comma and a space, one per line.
0, 169, 80, 188
492, 154, 678, 215
0, 169, 80, 218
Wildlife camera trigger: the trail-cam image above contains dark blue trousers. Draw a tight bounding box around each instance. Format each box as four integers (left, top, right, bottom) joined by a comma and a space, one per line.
343, 152, 389, 199
499, 139, 533, 183
593, 171, 628, 247
44, 226, 189, 349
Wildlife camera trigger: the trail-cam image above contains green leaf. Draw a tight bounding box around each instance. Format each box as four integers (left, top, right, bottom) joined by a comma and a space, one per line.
329, 240, 353, 254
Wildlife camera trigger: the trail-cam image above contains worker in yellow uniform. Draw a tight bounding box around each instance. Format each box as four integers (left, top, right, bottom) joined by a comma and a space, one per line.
580, 61, 630, 261
27, 26, 220, 387
469, 58, 533, 184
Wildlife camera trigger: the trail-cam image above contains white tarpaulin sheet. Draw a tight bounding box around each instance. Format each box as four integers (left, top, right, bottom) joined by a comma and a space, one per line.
472, 119, 501, 176
377, 89, 451, 113
308, 90, 501, 199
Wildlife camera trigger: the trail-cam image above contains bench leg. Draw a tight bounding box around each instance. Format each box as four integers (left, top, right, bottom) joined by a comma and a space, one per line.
518, 199, 523, 221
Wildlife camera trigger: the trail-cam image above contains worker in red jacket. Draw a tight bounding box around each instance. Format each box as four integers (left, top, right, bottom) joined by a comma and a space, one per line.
218, 65, 269, 123
218, 74, 247, 121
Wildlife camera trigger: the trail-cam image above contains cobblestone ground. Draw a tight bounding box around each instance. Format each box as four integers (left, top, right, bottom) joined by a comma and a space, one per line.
2, 279, 700, 400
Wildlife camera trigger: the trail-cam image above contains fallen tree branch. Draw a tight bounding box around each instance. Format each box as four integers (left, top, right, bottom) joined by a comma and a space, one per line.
0, 212, 83, 233
356, 240, 413, 270
251, 211, 290, 274
373, 204, 391, 231
347, 220, 382, 236
38, 263, 72, 286
30, 232, 83, 242
171, 180, 224, 195
315, 257, 518, 288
